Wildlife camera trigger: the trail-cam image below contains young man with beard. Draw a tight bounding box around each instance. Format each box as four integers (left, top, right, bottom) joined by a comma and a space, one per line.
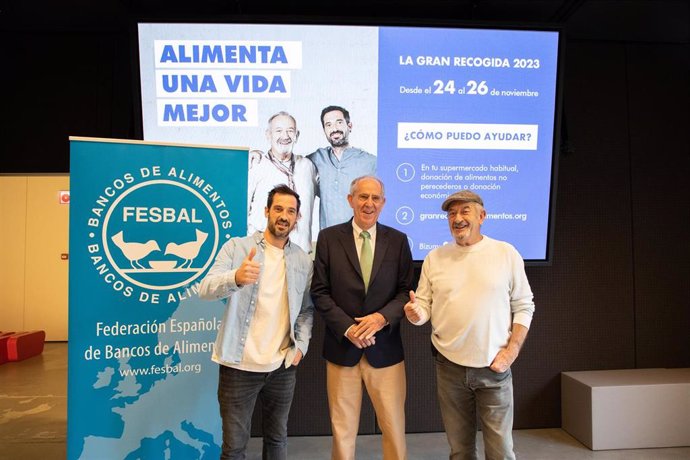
247, 111, 317, 252
199, 185, 314, 460
308, 106, 377, 229
404, 190, 535, 460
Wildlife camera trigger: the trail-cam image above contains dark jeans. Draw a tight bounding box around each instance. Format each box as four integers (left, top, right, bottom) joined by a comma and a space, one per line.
218, 364, 297, 460
435, 352, 515, 460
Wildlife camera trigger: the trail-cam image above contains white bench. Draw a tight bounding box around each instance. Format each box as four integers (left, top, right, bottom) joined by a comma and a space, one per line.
561, 368, 690, 450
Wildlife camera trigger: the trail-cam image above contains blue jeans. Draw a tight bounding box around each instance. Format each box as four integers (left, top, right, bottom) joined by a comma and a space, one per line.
435, 352, 515, 460
217, 364, 297, 460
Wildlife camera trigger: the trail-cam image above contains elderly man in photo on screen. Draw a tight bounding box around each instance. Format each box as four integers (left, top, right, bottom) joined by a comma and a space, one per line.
308, 105, 376, 229
199, 184, 314, 460
247, 111, 317, 252
404, 190, 535, 460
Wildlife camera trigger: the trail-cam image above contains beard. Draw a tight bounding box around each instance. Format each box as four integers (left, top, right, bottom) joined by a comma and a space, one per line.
452, 224, 470, 237
267, 218, 294, 239
328, 131, 349, 147
271, 138, 295, 158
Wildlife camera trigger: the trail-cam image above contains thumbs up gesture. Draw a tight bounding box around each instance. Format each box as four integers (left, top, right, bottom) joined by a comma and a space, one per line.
235, 247, 261, 286
404, 290, 421, 323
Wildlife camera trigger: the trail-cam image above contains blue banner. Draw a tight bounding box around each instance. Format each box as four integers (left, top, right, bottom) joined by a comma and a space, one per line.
67, 138, 248, 459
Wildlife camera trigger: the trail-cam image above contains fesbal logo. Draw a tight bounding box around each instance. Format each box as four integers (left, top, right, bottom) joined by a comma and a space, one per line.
86, 165, 233, 304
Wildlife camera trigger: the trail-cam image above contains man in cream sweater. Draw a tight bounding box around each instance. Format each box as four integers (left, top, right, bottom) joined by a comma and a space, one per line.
405, 190, 535, 460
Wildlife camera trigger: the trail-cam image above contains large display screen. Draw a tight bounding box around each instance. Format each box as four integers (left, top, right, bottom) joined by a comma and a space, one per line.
138, 22, 561, 262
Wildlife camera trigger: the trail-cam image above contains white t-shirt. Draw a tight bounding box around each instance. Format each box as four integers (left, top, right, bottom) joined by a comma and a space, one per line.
232, 243, 291, 372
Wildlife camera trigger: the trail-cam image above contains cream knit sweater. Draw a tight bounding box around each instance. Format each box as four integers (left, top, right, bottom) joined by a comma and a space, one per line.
411, 235, 535, 367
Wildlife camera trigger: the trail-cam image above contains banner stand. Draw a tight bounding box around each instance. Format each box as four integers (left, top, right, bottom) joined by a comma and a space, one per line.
68, 137, 247, 459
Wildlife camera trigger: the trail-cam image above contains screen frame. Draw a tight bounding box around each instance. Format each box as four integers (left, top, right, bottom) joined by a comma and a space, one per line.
130, 15, 565, 266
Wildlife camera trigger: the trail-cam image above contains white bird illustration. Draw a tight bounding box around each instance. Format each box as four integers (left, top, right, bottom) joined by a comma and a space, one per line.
164, 229, 209, 268
111, 231, 160, 269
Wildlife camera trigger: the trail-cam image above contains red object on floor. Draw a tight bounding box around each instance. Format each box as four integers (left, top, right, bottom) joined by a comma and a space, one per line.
7, 330, 46, 362
0, 331, 16, 365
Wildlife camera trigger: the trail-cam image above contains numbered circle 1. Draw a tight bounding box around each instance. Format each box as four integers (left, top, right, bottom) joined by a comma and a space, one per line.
396, 163, 415, 182
396, 206, 415, 225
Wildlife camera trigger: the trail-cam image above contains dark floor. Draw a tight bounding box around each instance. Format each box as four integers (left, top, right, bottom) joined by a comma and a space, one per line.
1, 343, 688, 459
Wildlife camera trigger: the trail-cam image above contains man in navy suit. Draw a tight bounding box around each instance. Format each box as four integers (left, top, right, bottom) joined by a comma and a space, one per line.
311, 175, 414, 460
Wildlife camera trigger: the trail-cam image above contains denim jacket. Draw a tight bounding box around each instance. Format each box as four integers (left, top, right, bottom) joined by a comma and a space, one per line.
199, 232, 314, 368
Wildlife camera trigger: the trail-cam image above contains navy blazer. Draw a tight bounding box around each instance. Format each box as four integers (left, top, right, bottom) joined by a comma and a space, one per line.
311, 220, 414, 368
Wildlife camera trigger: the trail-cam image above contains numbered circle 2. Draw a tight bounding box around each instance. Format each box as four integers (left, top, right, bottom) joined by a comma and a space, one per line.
396, 206, 415, 225
396, 163, 415, 182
